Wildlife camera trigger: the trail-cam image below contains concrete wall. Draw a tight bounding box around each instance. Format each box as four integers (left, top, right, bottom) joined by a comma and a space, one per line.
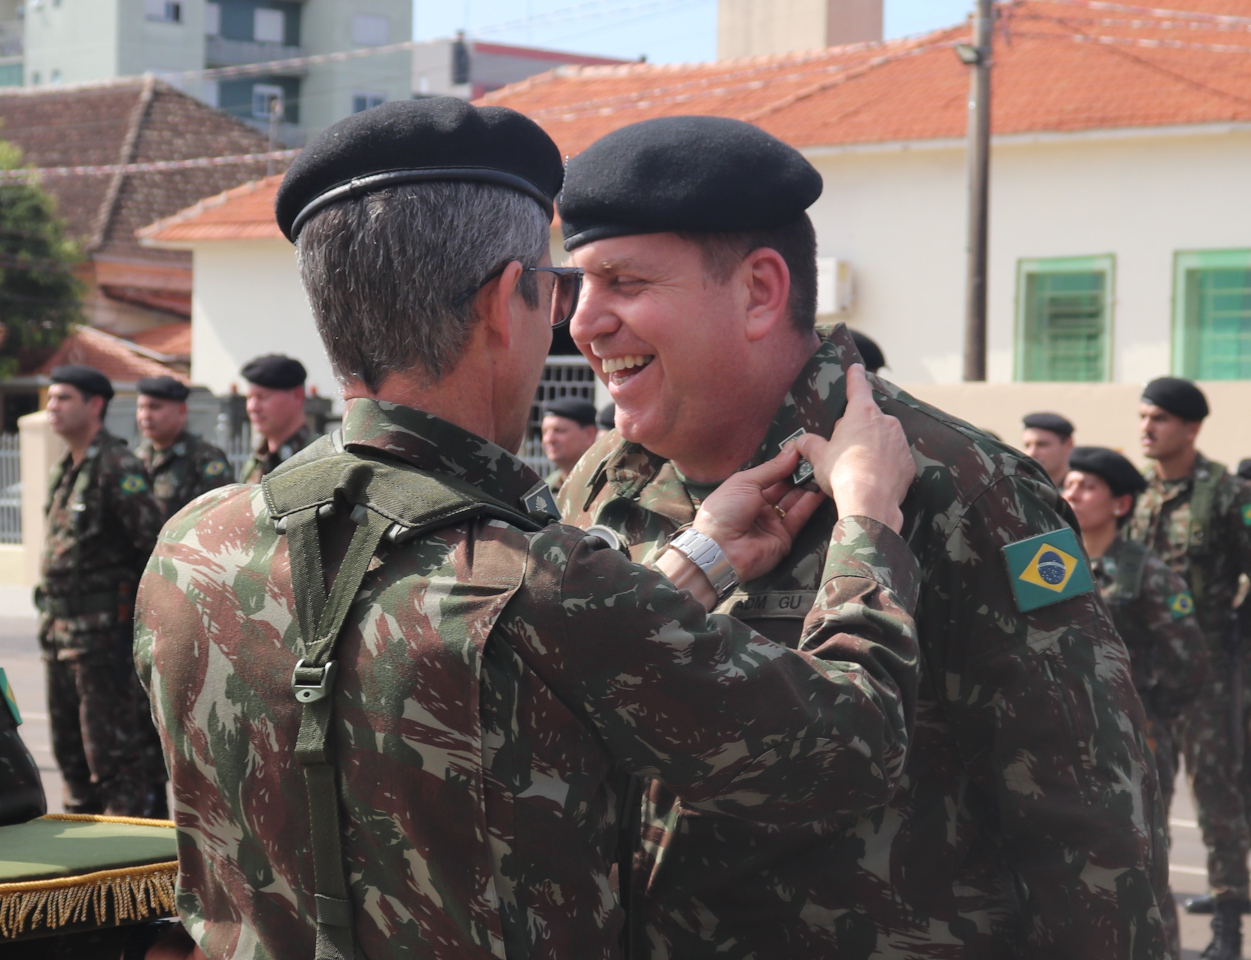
717, 0, 881, 58
24, 0, 120, 84
17, 411, 65, 588
806, 124, 1251, 385
900, 379, 1251, 470
188, 239, 336, 399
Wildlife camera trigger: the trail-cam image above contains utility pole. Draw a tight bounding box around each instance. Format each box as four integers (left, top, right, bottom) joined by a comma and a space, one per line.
958, 0, 994, 381
267, 95, 284, 177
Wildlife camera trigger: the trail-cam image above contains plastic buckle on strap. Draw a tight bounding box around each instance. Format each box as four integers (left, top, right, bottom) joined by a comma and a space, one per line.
292, 659, 338, 703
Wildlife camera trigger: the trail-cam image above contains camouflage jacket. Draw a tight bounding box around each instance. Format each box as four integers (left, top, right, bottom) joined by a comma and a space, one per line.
135, 430, 234, 521
239, 422, 317, 484
134, 397, 921, 960
1126, 452, 1251, 644
1092, 535, 1207, 722
559, 325, 1168, 959
40, 430, 162, 655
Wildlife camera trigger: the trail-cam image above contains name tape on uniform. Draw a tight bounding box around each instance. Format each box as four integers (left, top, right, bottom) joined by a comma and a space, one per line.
1002, 526, 1094, 613
721, 590, 817, 619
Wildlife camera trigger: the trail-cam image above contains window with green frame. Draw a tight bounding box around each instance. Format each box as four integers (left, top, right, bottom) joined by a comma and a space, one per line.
1016, 256, 1114, 382
1173, 249, 1251, 381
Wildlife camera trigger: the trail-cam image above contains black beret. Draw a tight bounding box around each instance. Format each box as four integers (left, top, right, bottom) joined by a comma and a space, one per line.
542, 397, 597, 426
1022, 412, 1074, 438
137, 375, 190, 401
50, 364, 113, 401
1238, 459, 1251, 483
559, 116, 823, 250
276, 98, 564, 241
1069, 446, 1148, 498
1141, 376, 1209, 421
597, 402, 616, 431
241, 354, 306, 389
850, 331, 886, 373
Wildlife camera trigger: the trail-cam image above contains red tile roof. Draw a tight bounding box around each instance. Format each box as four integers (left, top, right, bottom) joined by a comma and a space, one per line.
126, 321, 192, 361
141, 0, 1251, 239
37, 326, 190, 384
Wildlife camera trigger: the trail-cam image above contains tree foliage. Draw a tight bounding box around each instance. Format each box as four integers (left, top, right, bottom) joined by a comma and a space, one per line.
0, 140, 82, 378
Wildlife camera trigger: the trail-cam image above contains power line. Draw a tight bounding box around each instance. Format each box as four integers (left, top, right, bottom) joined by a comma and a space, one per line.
1041, 0, 1251, 27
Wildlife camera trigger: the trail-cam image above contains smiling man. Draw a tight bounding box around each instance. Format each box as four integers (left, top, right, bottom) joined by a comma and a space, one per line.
557, 115, 1169, 959
1126, 377, 1251, 960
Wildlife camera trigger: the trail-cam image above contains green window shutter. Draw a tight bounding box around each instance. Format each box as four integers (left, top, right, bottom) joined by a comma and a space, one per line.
1174, 251, 1251, 381
1016, 256, 1113, 382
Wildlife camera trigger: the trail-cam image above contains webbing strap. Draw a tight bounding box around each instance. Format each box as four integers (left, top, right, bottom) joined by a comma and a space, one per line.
1187, 462, 1227, 610
1113, 540, 1149, 601
287, 503, 392, 960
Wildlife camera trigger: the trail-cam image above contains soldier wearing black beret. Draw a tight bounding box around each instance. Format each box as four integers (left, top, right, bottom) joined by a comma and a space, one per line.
41, 364, 166, 817
135, 376, 233, 521
540, 396, 598, 493
1021, 411, 1076, 487
1128, 376, 1251, 948
238, 354, 315, 483
554, 114, 1169, 956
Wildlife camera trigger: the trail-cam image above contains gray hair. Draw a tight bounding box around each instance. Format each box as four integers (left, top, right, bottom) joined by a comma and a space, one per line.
296, 181, 550, 391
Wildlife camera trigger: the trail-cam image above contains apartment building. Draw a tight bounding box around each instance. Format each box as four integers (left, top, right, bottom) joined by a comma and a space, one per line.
11, 0, 411, 142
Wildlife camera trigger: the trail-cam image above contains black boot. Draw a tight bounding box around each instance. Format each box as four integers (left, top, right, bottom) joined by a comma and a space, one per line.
1190, 895, 1251, 915
1201, 899, 1244, 960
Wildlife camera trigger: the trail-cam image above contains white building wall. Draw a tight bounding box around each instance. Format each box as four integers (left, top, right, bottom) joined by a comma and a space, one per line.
805, 125, 1251, 384
24, 0, 121, 85
189, 240, 338, 401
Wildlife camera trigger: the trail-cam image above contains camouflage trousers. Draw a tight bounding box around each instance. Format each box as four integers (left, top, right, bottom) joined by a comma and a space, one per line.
41, 617, 165, 817
1146, 711, 1181, 959
1179, 665, 1251, 900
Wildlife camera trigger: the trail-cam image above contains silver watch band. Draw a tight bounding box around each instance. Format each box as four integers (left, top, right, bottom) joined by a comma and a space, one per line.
669, 528, 740, 603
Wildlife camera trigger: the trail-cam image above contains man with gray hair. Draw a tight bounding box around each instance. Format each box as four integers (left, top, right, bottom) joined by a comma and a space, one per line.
132, 98, 924, 960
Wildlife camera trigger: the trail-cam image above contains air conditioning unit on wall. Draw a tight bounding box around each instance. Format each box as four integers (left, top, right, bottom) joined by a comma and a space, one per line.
816, 258, 854, 316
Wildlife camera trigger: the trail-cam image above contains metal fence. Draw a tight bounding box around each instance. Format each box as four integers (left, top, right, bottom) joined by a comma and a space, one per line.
520, 356, 598, 477
0, 434, 20, 544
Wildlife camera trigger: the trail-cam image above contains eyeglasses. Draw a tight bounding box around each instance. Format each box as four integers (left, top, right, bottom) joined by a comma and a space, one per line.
451, 263, 584, 330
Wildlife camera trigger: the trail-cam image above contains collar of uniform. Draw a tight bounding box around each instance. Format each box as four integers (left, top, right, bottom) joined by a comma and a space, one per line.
1146, 450, 1215, 493
60, 427, 117, 470
340, 397, 546, 510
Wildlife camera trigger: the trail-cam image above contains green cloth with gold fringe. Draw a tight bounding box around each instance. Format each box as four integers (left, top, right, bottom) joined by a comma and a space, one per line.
0, 814, 177, 940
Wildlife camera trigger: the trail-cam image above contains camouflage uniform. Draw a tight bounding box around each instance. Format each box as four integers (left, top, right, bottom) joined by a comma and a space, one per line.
39, 429, 163, 815
239, 422, 317, 483
559, 323, 1170, 959
134, 397, 922, 960
1127, 453, 1251, 901
545, 467, 568, 495
1093, 534, 1208, 956
135, 429, 234, 521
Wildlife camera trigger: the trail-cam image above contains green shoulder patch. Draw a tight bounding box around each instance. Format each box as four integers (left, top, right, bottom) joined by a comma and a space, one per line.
1241, 503, 1251, 526
1, 667, 21, 724
1167, 591, 1195, 619
1002, 526, 1095, 613
120, 473, 148, 495
204, 459, 227, 477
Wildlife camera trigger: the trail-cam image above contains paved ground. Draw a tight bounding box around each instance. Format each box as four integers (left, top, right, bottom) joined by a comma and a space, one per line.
0, 588, 1228, 955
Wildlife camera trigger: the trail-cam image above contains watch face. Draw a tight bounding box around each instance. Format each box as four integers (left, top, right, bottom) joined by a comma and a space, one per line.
781, 428, 815, 487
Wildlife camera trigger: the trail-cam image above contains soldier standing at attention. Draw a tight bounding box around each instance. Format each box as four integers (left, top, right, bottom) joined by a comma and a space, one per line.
238, 354, 316, 482
557, 115, 1169, 958
541, 396, 598, 493
133, 99, 923, 960
1021, 411, 1075, 487
134, 375, 234, 521
39, 365, 164, 816
1127, 377, 1251, 960
1063, 445, 1209, 959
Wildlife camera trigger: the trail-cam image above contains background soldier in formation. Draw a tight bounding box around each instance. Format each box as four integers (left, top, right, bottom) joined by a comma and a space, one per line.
541, 396, 599, 493
134, 375, 234, 521
39, 365, 165, 817
1127, 376, 1251, 960
238, 353, 316, 482
1063, 444, 1209, 958
133, 99, 923, 960
556, 115, 1168, 958
1020, 411, 1075, 487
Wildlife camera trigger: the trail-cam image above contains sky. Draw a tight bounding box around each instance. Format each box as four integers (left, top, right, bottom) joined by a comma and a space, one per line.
413, 0, 976, 65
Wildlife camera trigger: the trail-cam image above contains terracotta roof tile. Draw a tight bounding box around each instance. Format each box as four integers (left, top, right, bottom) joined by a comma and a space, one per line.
139, 175, 285, 243
126, 321, 191, 360
37, 325, 190, 384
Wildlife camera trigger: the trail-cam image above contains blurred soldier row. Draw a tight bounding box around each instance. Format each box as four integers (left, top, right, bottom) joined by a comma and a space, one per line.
36, 354, 317, 820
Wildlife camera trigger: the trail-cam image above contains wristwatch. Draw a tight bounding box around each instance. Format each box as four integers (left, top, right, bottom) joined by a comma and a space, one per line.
668, 528, 740, 604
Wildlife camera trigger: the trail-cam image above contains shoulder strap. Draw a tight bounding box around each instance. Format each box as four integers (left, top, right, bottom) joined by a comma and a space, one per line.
1187, 460, 1228, 610
261, 444, 541, 960
1113, 540, 1149, 600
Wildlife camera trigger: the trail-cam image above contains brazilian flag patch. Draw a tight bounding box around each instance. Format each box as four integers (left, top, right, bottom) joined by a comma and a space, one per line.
204, 460, 227, 477
0, 667, 21, 725
1242, 503, 1251, 526
1002, 526, 1095, 613
1168, 591, 1195, 619
120, 474, 148, 494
